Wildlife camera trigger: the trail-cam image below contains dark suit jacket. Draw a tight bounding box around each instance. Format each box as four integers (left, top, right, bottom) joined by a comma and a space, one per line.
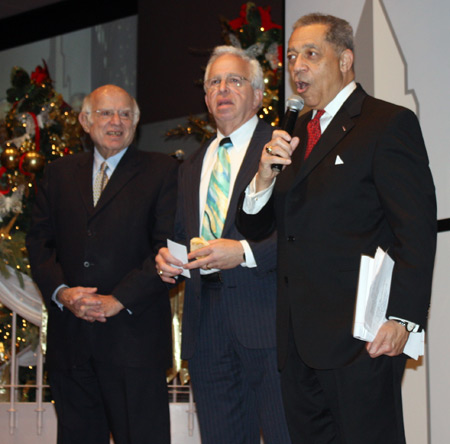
176, 119, 278, 360
26, 146, 178, 371
237, 86, 436, 370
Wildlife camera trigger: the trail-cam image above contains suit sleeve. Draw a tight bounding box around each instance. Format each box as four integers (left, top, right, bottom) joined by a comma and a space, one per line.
26, 164, 66, 307
373, 108, 436, 328
246, 230, 277, 274
236, 190, 276, 241
111, 158, 178, 314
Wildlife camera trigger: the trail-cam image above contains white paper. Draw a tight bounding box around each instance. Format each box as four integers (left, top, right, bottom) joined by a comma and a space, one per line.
167, 239, 190, 278
353, 247, 424, 360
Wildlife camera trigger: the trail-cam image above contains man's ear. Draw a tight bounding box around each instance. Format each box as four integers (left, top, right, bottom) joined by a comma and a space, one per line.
78, 112, 91, 133
339, 49, 354, 73
204, 93, 212, 114
253, 89, 263, 110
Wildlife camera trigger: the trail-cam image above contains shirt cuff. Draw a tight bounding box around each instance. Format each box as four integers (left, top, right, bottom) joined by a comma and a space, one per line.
388, 316, 420, 333
52, 284, 68, 311
240, 240, 256, 268
243, 175, 275, 215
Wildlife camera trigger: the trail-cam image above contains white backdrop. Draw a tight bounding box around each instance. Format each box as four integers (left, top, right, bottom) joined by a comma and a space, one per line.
284, 1, 449, 443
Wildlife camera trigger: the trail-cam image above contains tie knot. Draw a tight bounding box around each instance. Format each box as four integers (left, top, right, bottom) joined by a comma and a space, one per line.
219, 137, 233, 149
314, 110, 325, 121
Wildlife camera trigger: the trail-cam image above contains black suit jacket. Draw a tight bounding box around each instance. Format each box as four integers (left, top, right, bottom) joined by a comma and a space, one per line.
175, 119, 278, 360
237, 86, 436, 370
26, 146, 178, 370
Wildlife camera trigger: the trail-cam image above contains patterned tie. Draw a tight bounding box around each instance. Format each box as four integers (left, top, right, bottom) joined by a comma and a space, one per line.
304, 109, 325, 160
201, 137, 233, 240
93, 161, 109, 206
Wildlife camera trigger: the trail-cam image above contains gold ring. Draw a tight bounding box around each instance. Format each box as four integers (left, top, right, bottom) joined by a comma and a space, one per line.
158, 269, 163, 276
265, 146, 273, 155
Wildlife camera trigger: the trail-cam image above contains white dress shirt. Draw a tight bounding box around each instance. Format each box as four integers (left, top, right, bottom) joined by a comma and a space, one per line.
200, 115, 260, 271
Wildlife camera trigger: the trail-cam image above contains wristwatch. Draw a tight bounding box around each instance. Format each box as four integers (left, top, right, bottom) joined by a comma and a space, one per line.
393, 319, 417, 332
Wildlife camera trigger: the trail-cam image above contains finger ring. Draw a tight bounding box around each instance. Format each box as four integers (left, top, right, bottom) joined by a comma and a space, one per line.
158, 270, 163, 276
265, 146, 273, 155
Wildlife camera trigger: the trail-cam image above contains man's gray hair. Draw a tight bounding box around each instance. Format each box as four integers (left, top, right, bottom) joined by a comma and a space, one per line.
204, 45, 264, 92
293, 13, 354, 54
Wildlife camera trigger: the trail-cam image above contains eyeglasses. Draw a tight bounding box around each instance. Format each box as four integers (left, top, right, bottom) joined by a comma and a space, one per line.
204, 74, 250, 91
90, 109, 134, 121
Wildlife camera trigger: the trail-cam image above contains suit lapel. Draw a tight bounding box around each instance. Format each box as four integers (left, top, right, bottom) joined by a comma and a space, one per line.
188, 140, 213, 235
91, 146, 140, 216
293, 85, 366, 187
222, 120, 267, 236
76, 152, 95, 214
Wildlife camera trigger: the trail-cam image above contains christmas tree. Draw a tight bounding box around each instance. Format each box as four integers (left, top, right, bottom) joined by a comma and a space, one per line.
0, 62, 83, 397
0, 61, 82, 280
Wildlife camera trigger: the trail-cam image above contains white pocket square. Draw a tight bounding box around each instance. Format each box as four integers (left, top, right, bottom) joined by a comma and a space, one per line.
335, 155, 344, 165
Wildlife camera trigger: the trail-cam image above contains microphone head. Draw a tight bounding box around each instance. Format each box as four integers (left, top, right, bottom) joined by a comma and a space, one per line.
286, 95, 304, 112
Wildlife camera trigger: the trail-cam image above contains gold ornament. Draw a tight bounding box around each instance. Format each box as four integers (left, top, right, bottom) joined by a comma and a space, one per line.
21, 151, 45, 173
1, 146, 20, 169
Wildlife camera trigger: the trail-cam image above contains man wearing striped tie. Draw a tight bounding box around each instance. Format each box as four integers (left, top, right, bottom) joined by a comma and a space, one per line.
156, 46, 290, 444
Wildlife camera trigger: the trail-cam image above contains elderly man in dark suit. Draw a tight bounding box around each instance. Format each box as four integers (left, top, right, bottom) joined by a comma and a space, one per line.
155, 46, 290, 444
26, 84, 178, 444
237, 13, 436, 444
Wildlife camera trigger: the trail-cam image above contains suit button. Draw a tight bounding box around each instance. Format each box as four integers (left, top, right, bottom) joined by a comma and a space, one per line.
83, 261, 90, 268
287, 236, 295, 242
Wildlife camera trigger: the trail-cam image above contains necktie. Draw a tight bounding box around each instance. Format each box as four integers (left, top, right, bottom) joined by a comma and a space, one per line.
93, 161, 109, 206
201, 137, 233, 240
304, 109, 325, 160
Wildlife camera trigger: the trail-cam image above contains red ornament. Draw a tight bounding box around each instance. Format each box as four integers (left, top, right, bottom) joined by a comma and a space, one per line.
31, 60, 51, 85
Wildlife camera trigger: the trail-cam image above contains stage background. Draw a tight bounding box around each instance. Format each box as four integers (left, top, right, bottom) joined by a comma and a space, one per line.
0, 1, 449, 443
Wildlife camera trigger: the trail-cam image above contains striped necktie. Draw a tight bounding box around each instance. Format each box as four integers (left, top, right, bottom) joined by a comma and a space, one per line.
93, 161, 109, 206
201, 137, 233, 240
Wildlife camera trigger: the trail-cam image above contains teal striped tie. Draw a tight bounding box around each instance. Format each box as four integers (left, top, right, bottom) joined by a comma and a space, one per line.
201, 137, 233, 240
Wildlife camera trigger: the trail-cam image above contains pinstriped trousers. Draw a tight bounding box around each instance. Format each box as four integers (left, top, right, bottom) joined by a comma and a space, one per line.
188, 280, 291, 444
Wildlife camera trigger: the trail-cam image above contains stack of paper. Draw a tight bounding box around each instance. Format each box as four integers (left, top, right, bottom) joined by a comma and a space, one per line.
353, 247, 424, 360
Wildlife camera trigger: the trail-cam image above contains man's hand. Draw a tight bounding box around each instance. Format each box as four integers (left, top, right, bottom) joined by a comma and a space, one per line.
57, 286, 106, 323
96, 295, 125, 318
155, 247, 183, 284
185, 239, 244, 271
256, 129, 300, 192
57, 287, 125, 322
366, 320, 410, 358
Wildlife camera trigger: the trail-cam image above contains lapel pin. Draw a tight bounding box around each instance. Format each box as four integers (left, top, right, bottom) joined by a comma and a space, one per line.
342, 125, 347, 132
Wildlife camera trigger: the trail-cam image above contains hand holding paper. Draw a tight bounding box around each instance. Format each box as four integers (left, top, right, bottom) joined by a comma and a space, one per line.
353, 247, 424, 360
167, 239, 191, 278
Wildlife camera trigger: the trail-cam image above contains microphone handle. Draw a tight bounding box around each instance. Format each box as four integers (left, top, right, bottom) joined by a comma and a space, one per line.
271, 109, 299, 172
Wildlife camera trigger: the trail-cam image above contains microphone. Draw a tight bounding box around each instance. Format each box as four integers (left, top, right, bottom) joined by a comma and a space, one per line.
271, 95, 304, 172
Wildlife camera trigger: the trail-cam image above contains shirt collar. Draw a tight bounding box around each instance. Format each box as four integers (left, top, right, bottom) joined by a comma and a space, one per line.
321, 80, 357, 119
93, 147, 128, 175
216, 115, 258, 153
